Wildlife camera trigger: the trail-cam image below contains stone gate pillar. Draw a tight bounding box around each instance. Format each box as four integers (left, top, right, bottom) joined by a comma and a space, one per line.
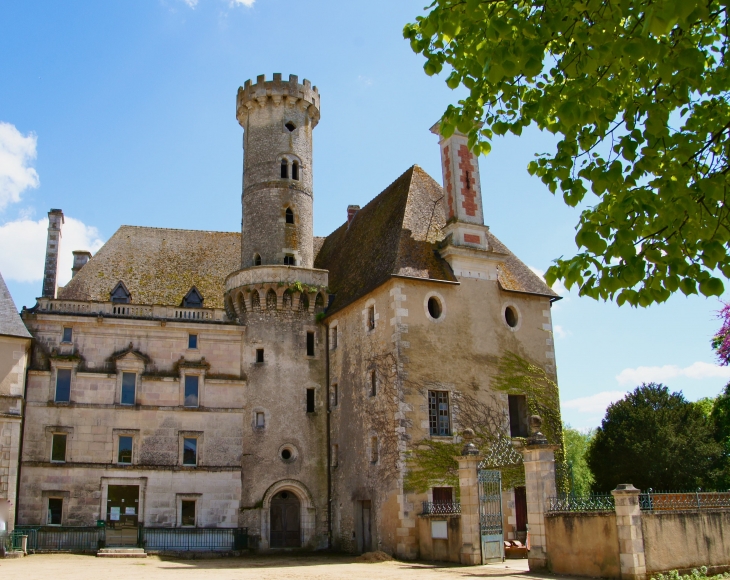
518, 416, 558, 572
611, 484, 646, 580
456, 429, 483, 565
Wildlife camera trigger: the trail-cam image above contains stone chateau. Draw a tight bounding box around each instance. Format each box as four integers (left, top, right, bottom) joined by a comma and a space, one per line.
0, 73, 561, 559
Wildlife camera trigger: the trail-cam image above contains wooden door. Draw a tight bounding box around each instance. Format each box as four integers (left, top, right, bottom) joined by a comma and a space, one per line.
270, 491, 301, 548
361, 501, 372, 553
515, 486, 527, 532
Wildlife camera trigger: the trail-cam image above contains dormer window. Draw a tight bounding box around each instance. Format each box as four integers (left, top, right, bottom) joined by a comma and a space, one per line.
254, 253, 262, 266
183, 287, 203, 308
110, 281, 131, 304
281, 159, 289, 179
292, 161, 299, 181
285, 208, 294, 224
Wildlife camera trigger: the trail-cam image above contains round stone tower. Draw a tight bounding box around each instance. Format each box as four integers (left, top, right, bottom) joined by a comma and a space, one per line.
236, 73, 320, 269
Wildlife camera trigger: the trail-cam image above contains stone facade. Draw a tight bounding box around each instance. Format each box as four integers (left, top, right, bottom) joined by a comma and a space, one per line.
7, 73, 563, 560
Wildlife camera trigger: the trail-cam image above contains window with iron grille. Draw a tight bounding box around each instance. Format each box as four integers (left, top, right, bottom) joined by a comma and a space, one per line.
428, 391, 451, 436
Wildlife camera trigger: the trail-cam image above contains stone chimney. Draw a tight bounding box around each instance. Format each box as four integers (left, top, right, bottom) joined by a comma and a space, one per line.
347, 205, 360, 225
71, 251, 92, 278
42, 209, 64, 298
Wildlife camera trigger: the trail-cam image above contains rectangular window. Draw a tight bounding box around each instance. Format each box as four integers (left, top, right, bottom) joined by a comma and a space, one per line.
121, 372, 136, 405
256, 348, 264, 363
306, 331, 315, 356
184, 375, 199, 408
370, 436, 378, 463
118, 436, 133, 464
332, 444, 339, 467
183, 437, 197, 466
55, 368, 72, 403
367, 306, 375, 330
509, 395, 529, 437
181, 500, 196, 527
428, 391, 451, 436
331, 384, 338, 407
370, 371, 377, 397
256, 412, 265, 428
188, 333, 198, 349
61, 327, 73, 343
48, 498, 63, 525
306, 388, 315, 413
331, 326, 338, 349
432, 487, 453, 504
51, 433, 67, 463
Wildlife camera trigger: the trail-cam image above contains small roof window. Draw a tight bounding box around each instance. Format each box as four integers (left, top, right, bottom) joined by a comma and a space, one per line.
183, 287, 204, 308
110, 281, 131, 304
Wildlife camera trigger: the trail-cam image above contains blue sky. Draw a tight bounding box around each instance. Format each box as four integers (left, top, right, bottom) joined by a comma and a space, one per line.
1, 0, 728, 430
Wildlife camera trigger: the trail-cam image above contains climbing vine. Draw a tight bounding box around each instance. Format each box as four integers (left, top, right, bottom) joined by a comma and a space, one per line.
404, 351, 569, 494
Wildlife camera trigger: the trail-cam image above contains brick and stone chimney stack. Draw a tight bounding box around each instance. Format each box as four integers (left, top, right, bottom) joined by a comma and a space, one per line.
71, 251, 92, 278
42, 209, 64, 298
347, 205, 360, 225
236, 73, 320, 269
431, 125, 503, 280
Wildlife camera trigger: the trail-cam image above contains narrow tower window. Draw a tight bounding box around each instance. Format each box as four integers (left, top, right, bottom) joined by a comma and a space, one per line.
285, 208, 294, 224
281, 159, 289, 179
292, 161, 299, 181
306, 388, 315, 413
307, 331, 315, 356
254, 253, 262, 266
285, 121, 296, 132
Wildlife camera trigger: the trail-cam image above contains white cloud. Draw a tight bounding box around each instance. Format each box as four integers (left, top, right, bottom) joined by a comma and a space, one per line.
230, 0, 255, 6
0, 216, 104, 286
0, 122, 40, 211
357, 75, 374, 87
553, 324, 570, 339
562, 390, 627, 415
180, 0, 198, 7
615, 362, 730, 386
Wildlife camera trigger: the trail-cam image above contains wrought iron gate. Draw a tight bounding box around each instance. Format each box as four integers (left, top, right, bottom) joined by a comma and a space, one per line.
477, 469, 504, 563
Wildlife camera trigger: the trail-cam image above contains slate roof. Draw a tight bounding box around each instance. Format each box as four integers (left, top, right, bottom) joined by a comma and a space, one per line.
314, 165, 558, 315
58, 226, 240, 310
0, 271, 31, 338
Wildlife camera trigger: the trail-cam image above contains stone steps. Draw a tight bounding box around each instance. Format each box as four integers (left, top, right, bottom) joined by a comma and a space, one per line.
97, 548, 146, 558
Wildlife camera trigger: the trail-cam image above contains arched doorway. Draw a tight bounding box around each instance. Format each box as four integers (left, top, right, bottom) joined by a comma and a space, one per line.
270, 491, 301, 548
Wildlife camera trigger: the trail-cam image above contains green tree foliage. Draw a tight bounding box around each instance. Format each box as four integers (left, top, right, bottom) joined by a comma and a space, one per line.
586, 383, 725, 491
711, 384, 730, 488
404, 1, 730, 306
563, 423, 595, 495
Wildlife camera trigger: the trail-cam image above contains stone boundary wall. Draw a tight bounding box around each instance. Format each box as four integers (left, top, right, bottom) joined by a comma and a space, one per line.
546, 500, 730, 578
545, 512, 620, 578
642, 510, 730, 574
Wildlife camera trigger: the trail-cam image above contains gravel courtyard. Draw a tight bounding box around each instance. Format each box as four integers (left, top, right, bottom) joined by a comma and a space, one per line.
0, 553, 562, 580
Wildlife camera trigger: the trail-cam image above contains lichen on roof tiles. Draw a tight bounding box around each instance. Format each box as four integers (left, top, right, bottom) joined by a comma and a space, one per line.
59, 226, 241, 309
0, 270, 31, 338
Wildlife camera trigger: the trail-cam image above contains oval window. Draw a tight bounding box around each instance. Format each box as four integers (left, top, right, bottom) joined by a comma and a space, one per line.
505, 306, 518, 328
281, 449, 292, 460
427, 296, 442, 319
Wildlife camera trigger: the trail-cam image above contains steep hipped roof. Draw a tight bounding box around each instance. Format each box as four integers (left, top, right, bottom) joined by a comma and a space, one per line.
58, 226, 240, 309
314, 165, 557, 315
0, 271, 31, 338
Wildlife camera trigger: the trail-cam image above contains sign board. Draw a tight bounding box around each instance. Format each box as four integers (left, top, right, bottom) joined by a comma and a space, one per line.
125, 507, 135, 515
110, 507, 121, 521
431, 520, 448, 539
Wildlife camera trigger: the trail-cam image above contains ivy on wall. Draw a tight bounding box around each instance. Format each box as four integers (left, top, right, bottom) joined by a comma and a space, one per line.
404, 352, 569, 494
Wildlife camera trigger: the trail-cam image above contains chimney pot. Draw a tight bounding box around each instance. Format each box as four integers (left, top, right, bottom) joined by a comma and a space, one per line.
347, 205, 360, 225
71, 251, 92, 278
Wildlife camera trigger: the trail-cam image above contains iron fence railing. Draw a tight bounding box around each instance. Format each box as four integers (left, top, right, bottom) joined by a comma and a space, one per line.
421, 501, 461, 515
639, 490, 730, 511
547, 494, 615, 512
141, 527, 247, 551
10, 526, 248, 552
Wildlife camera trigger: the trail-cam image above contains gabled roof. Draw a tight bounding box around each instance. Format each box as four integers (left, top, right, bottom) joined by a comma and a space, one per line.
314, 165, 557, 315
58, 226, 240, 309
0, 271, 31, 339
314, 166, 457, 314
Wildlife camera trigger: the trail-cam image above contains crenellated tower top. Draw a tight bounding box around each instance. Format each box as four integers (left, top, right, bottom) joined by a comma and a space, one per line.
236, 73, 320, 128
